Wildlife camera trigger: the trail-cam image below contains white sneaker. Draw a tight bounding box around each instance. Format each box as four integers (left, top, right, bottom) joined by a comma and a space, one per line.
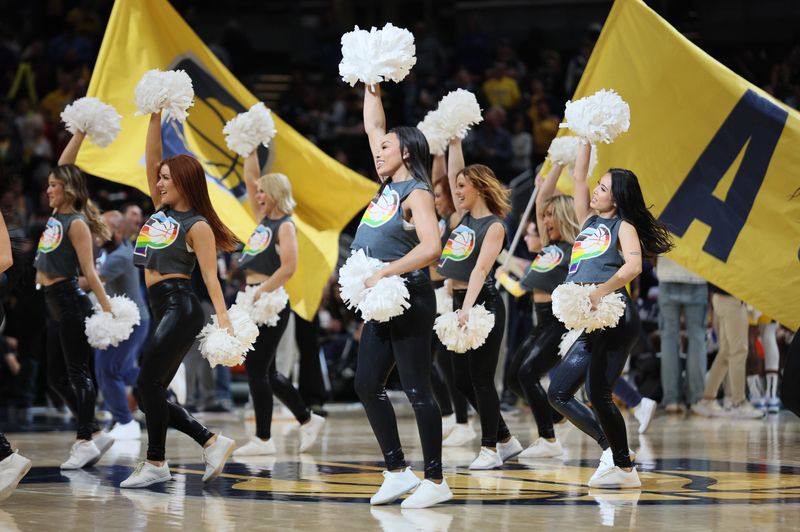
728, 402, 766, 419
400, 478, 453, 509
202, 434, 235, 482
233, 437, 276, 457
633, 397, 657, 434
691, 399, 727, 417
497, 436, 523, 462
299, 413, 326, 453
441, 414, 457, 439
442, 423, 476, 447
370, 467, 421, 505
519, 438, 564, 458
168, 363, 187, 405
588, 466, 641, 488
60, 440, 101, 470
87, 432, 115, 467
469, 447, 502, 470
592, 447, 636, 483
120, 461, 172, 488
107, 420, 141, 441
0, 452, 32, 501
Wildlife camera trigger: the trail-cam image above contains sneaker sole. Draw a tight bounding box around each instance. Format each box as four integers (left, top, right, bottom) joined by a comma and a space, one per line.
120, 474, 172, 489
0, 460, 32, 500
370, 480, 421, 505
587, 480, 642, 489
468, 461, 503, 470
518, 450, 564, 459
203, 442, 235, 483
500, 449, 523, 463
86, 439, 115, 467
400, 490, 454, 509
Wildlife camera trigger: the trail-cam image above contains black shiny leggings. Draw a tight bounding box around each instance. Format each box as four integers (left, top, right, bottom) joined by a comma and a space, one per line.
452, 284, 511, 448
0, 433, 12, 461
354, 271, 442, 480
782, 332, 800, 417
433, 339, 469, 423
44, 279, 99, 441
245, 304, 310, 439
548, 292, 640, 468
507, 302, 566, 440
138, 279, 213, 461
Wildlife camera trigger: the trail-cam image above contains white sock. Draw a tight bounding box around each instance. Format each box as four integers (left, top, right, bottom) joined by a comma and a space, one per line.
746, 375, 763, 401
765, 373, 779, 399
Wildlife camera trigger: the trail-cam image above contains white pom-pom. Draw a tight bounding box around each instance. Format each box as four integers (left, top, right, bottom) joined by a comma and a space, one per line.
435, 284, 453, 315
357, 275, 410, 322
60, 97, 121, 148
559, 89, 630, 144
417, 110, 449, 156
558, 327, 584, 357
436, 89, 483, 140
547, 136, 598, 176
551, 283, 626, 332
134, 69, 195, 123
338, 249, 383, 309
85, 296, 142, 349
197, 310, 259, 368
339, 23, 416, 87
434, 305, 496, 353
222, 102, 277, 157
234, 285, 289, 327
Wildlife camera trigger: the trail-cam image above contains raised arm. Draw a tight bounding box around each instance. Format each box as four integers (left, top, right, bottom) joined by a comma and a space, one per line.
58, 130, 86, 166
447, 138, 466, 219
257, 221, 297, 295
572, 142, 592, 224
243, 150, 262, 218
70, 220, 111, 313
146, 112, 163, 209
364, 84, 387, 157
189, 222, 231, 331
431, 153, 446, 183
534, 162, 564, 238
589, 221, 642, 309
0, 212, 12, 273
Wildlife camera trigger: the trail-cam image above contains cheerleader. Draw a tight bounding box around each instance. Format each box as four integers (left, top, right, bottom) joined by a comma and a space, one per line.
436, 138, 523, 470
120, 111, 238, 488
232, 150, 325, 457
35, 131, 116, 469
352, 83, 452, 509
0, 211, 31, 500
547, 143, 673, 488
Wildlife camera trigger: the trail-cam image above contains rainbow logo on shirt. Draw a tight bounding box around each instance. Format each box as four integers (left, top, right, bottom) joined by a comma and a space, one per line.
134, 212, 180, 257
242, 225, 273, 257
568, 224, 611, 274
37, 217, 63, 254
359, 187, 400, 228
439, 225, 476, 266
530, 245, 564, 273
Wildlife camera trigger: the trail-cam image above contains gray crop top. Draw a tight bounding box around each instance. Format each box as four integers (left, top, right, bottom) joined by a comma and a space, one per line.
520, 240, 572, 294
133, 206, 206, 275
239, 215, 293, 276
34, 212, 85, 278
436, 212, 504, 282
565, 214, 625, 284
351, 179, 431, 261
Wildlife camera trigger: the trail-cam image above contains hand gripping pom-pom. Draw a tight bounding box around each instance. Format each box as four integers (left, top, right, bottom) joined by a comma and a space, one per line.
559, 89, 630, 144
434, 305, 496, 353
339, 23, 416, 87
223, 102, 277, 157
60, 97, 121, 148
197, 310, 259, 368
417, 110, 449, 156
134, 69, 195, 123
338, 249, 383, 309
435, 285, 453, 315
436, 89, 483, 140
234, 285, 289, 327
551, 283, 626, 333
547, 136, 598, 177
357, 275, 410, 322
85, 296, 142, 349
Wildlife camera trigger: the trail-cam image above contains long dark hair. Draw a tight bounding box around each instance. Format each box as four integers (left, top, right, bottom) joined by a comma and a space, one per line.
380, 126, 432, 193
609, 168, 674, 256
160, 155, 238, 251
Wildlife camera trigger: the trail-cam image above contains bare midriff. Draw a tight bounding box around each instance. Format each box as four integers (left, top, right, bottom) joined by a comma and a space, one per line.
144, 269, 191, 288
532, 288, 553, 303
35, 271, 68, 286
245, 271, 270, 285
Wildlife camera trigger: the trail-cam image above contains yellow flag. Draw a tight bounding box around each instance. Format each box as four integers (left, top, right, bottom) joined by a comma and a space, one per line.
550, 0, 800, 329
77, 0, 377, 320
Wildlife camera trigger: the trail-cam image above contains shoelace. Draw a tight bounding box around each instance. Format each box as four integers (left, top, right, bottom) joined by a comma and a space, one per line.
131, 462, 146, 476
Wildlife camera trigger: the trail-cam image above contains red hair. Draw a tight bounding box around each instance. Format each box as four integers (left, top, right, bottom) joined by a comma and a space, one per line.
433, 175, 456, 215
160, 155, 238, 251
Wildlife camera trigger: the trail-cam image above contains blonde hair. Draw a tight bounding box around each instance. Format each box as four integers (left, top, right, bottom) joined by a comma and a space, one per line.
459, 164, 511, 218
257, 172, 296, 215
541, 194, 580, 246
53, 164, 111, 241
